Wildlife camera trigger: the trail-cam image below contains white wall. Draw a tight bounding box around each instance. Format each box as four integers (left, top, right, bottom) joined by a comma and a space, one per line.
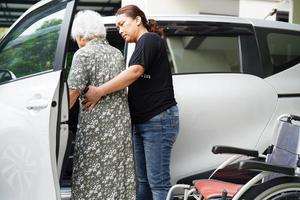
239, 0, 292, 21
121, 0, 199, 15
199, 0, 240, 16
122, 0, 239, 16
121, 0, 147, 12
121, 0, 293, 22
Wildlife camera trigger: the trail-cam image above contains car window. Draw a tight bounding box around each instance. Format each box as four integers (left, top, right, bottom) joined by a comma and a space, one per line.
0, 2, 67, 82
160, 22, 253, 74
267, 33, 300, 74
165, 35, 241, 74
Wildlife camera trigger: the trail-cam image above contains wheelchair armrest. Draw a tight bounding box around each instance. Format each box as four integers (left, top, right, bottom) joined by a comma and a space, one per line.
236, 160, 295, 176
212, 145, 259, 157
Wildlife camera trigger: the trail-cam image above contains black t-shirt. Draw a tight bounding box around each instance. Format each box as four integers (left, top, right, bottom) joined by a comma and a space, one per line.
128, 32, 177, 123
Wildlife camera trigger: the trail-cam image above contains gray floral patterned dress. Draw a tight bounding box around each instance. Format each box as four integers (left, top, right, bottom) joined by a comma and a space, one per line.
67, 39, 136, 200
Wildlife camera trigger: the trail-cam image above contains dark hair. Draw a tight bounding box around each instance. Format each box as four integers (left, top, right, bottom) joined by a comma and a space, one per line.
116, 5, 162, 35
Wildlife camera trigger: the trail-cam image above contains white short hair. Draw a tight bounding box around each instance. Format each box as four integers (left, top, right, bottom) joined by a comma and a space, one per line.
71, 10, 106, 40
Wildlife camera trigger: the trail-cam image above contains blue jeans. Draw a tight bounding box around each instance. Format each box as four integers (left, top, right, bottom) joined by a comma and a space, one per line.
133, 105, 179, 200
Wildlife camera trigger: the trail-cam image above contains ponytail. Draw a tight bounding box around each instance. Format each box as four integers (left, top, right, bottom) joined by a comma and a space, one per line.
147, 19, 163, 36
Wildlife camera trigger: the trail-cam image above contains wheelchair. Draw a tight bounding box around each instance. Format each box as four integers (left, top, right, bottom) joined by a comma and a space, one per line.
167, 114, 300, 200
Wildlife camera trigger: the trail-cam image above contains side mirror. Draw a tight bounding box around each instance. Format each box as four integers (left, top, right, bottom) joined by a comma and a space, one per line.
0, 69, 16, 83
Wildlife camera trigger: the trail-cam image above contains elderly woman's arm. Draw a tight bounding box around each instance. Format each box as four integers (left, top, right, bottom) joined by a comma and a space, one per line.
83, 64, 144, 110
69, 89, 80, 109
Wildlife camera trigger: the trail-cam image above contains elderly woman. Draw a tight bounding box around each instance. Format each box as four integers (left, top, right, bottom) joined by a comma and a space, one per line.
67, 10, 135, 200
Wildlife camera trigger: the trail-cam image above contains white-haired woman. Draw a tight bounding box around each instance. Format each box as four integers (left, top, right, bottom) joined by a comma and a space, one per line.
67, 10, 136, 200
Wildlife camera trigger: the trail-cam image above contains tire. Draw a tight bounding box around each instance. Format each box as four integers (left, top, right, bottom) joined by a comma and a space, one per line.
240, 177, 300, 200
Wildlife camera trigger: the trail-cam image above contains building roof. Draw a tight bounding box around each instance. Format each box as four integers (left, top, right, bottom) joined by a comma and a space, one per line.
0, 0, 121, 27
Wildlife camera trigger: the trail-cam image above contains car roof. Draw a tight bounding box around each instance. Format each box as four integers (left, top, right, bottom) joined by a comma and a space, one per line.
247, 18, 300, 31
4, 0, 300, 38
104, 15, 300, 31
103, 15, 250, 26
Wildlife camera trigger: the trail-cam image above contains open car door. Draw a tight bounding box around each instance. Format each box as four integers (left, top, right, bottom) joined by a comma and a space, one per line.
0, 0, 76, 199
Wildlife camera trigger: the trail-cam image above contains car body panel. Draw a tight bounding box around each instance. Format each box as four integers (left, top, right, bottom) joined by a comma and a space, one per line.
256, 96, 300, 151
265, 63, 300, 94
0, 0, 76, 199
0, 71, 61, 200
255, 63, 300, 157
170, 73, 278, 182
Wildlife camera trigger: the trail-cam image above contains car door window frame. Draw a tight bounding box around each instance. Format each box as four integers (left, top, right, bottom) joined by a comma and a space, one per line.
255, 27, 300, 78
239, 34, 263, 77
157, 21, 256, 75
0, 0, 75, 85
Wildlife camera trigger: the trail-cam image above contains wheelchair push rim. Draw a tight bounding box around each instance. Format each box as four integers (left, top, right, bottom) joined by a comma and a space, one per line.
254, 183, 300, 200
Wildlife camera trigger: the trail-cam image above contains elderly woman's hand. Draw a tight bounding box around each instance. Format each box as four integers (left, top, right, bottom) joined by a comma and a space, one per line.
82, 85, 104, 111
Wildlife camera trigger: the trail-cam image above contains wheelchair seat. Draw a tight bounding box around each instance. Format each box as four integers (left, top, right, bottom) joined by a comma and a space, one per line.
194, 179, 243, 199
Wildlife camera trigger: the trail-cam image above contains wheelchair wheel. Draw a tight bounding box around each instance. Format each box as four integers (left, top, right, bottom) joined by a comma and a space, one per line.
240, 177, 300, 200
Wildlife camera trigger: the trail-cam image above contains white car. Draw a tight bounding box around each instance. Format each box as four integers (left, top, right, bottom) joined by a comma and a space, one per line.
0, 0, 300, 199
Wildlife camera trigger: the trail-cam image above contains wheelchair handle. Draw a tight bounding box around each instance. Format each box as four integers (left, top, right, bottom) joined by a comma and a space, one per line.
290, 114, 300, 122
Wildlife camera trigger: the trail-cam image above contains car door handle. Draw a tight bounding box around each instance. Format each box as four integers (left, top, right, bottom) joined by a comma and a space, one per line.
26, 99, 49, 110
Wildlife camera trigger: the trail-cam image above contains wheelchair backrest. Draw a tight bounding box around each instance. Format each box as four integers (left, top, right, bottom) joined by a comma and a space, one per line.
264, 115, 300, 181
